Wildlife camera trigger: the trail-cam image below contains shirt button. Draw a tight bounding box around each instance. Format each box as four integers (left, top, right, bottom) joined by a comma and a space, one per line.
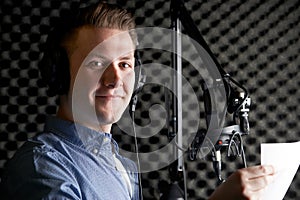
92, 148, 99, 155
103, 137, 109, 143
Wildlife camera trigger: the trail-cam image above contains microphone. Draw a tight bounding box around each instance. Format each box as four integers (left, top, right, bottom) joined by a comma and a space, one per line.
189, 73, 251, 181
239, 92, 251, 135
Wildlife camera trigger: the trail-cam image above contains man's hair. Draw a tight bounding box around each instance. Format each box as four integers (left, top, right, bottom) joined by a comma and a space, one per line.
40, 2, 136, 95
62, 2, 137, 52
79, 2, 135, 30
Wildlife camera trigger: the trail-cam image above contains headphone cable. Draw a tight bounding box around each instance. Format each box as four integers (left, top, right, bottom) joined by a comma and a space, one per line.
132, 110, 144, 200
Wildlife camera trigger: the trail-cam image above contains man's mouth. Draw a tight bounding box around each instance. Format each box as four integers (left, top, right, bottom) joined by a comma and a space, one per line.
95, 94, 123, 99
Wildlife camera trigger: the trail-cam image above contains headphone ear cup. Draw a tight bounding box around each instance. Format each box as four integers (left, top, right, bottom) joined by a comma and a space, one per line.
51, 47, 70, 95
134, 50, 144, 90
130, 50, 146, 113
134, 58, 141, 89
39, 43, 70, 96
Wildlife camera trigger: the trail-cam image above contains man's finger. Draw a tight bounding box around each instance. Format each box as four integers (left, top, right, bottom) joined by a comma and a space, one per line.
243, 165, 275, 179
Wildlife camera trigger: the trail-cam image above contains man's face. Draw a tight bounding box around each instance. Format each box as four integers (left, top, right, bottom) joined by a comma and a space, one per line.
66, 26, 135, 132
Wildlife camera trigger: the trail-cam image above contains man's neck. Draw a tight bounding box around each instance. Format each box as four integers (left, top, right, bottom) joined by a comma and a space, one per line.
56, 96, 112, 133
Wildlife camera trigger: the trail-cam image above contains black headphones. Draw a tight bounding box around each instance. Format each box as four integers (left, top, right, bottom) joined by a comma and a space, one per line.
39, 20, 71, 96
39, 3, 145, 97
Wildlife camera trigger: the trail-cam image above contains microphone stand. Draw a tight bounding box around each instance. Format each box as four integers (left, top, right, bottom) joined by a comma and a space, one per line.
167, 0, 251, 198
166, 0, 185, 199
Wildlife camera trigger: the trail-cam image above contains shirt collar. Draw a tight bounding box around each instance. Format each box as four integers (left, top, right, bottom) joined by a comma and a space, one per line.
44, 116, 119, 153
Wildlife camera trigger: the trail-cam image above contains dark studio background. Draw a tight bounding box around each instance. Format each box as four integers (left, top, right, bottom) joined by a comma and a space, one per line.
0, 0, 299, 199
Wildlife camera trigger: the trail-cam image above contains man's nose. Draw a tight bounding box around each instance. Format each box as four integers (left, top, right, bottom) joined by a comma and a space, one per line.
101, 62, 122, 88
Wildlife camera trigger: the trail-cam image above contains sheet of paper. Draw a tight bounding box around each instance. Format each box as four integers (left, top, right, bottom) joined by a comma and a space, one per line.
261, 141, 300, 200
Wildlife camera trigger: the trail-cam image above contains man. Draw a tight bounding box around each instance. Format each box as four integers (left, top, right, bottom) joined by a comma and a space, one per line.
1, 2, 139, 200
0, 2, 275, 200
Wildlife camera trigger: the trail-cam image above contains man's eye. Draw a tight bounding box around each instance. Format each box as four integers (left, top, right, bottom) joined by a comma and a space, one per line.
120, 62, 132, 68
87, 61, 103, 68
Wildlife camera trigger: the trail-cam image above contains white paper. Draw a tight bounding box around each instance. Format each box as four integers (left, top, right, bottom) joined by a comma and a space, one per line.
261, 141, 300, 200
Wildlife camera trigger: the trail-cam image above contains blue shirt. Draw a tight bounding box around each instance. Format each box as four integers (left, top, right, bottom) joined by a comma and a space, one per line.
0, 117, 140, 200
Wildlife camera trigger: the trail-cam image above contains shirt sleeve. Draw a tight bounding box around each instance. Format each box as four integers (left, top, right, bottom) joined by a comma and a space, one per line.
1, 142, 82, 200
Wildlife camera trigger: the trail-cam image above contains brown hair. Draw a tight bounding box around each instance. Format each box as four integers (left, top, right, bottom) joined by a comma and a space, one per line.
79, 2, 136, 31
61, 2, 137, 50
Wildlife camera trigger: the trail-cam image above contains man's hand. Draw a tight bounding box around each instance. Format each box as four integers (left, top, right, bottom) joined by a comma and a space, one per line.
209, 165, 275, 200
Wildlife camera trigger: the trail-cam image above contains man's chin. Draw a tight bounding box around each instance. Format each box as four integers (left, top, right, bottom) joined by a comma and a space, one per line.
96, 113, 121, 126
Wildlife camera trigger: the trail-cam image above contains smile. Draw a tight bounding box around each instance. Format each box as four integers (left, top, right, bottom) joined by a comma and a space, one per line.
95, 95, 123, 99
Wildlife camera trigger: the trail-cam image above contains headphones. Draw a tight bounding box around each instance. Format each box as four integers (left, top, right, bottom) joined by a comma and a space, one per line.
39, 31, 144, 96
39, 21, 71, 96
39, 3, 145, 97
